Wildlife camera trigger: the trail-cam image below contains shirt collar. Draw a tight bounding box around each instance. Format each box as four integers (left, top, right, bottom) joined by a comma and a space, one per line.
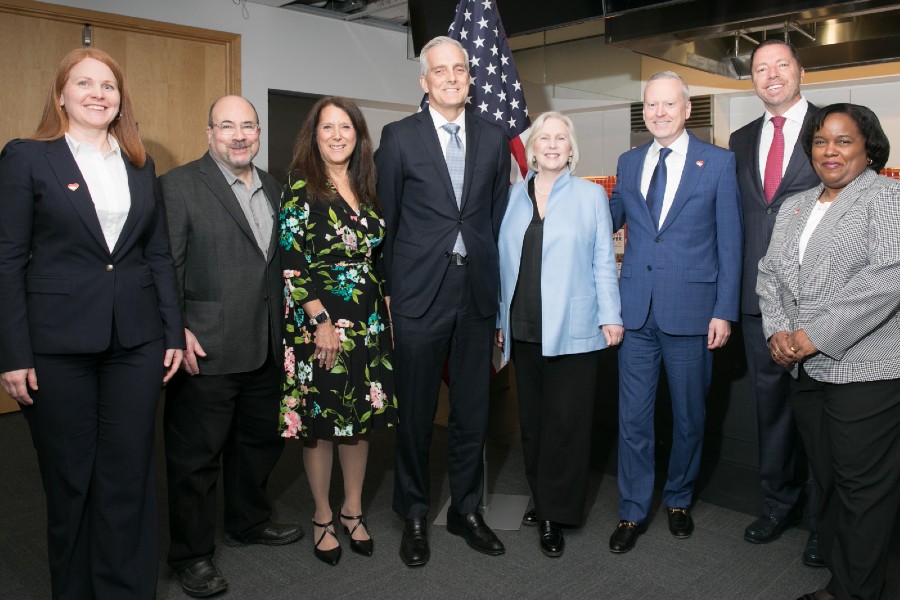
429, 106, 466, 135
651, 129, 689, 157
65, 132, 121, 159
211, 155, 261, 191
765, 96, 809, 125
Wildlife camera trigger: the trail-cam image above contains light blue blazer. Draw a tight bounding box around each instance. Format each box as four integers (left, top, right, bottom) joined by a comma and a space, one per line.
497, 169, 622, 362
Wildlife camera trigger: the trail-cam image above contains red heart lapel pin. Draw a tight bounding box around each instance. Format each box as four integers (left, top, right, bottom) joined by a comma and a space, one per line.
695, 160, 704, 167
67, 183, 79, 191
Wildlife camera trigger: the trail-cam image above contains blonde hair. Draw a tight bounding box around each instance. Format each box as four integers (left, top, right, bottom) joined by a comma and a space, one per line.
525, 111, 580, 173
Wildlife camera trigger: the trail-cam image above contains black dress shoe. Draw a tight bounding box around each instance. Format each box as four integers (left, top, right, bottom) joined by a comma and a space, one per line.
446, 510, 505, 555
522, 508, 538, 527
399, 518, 429, 567
539, 521, 564, 557
803, 532, 826, 568
743, 513, 798, 544
340, 511, 374, 557
223, 521, 304, 547
667, 507, 694, 538
179, 558, 228, 598
609, 520, 647, 553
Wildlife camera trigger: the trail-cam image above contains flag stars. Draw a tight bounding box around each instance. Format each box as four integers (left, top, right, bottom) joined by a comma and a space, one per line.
477, 17, 489, 29
464, 9, 471, 20
481, 82, 493, 94
474, 36, 485, 48
469, 56, 481, 67
497, 90, 507, 102
478, 101, 489, 113
460, 28, 468, 39
486, 63, 497, 75
510, 98, 520, 110
493, 108, 504, 121
500, 55, 509, 66
508, 116, 517, 129
490, 44, 499, 56
482, 0, 492, 10
513, 80, 522, 92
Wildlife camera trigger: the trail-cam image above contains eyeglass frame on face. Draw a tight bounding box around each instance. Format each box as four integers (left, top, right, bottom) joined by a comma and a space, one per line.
209, 120, 260, 136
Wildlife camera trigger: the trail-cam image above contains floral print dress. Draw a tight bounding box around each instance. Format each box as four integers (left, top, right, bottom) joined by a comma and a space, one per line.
278, 173, 398, 439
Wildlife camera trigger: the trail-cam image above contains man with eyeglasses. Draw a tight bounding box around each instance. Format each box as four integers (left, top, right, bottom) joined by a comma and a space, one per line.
161, 95, 302, 598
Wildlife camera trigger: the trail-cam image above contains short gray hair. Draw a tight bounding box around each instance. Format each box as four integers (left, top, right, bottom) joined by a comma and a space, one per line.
420, 36, 469, 77
525, 111, 580, 173
646, 71, 691, 104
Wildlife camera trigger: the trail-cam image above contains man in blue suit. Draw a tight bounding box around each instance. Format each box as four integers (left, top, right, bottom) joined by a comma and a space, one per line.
608, 71, 743, 553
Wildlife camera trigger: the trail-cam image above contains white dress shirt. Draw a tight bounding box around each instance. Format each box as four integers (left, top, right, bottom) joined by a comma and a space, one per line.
799, 198, 832, 264
65, 133, 131, 253
641, 130, 689, 229
758, 97, 809, 184
430, 106, 467, 159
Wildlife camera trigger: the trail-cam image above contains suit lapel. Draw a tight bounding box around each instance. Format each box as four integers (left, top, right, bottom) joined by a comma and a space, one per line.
799, 170, 872, 288
111, 157, 144, 257
780, 190, 815, 298
261, 170, 281, 263
199, 153, 262, 255
747, 116, 767, 205
460, 111, 480, 212
44, 138, 109, 253
633, 142, 656, 227
415, 110, 459, 212
659, 133, 702, 233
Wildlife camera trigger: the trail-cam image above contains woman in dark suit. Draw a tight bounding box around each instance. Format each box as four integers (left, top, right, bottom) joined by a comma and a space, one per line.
0, 48, 184, 599
495, 112, 623, 557
757, 103, 900, 600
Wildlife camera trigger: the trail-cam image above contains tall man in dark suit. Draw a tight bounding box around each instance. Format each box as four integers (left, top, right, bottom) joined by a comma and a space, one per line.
608, 71, 743, 554
728, 39, 823, 566
375, 36, 511, 567
161, 96, 302, 598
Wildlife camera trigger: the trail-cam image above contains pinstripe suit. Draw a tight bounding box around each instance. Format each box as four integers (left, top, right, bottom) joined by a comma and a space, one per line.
757, 168, 900, 599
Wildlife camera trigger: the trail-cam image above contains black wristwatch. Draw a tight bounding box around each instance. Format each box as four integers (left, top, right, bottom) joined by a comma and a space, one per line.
310, 309, 330, 326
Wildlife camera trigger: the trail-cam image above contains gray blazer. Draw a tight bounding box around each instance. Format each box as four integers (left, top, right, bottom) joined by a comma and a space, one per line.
161, 152, 283, 376
757, 169, 900, 383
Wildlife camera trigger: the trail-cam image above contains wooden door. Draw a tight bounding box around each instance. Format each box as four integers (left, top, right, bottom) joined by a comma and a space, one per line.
0, 0, 241, 413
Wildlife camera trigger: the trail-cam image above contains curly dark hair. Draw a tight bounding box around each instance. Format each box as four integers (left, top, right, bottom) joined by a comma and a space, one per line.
801, 103, 890, 173
286, 96, 379, 209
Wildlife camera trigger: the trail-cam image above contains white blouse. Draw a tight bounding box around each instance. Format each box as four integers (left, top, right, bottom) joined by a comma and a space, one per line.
65, 133, 131, 253
798, 199, 832, 264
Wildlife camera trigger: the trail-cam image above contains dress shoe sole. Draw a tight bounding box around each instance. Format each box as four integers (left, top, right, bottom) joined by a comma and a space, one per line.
223, 529, 304, 547
399, 550, 429, 567
540, 541, 564, 558
803, 556, 827, 568
181, 583, 228, 599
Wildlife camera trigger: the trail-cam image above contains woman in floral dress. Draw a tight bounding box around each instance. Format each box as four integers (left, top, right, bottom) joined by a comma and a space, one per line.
279, 97, 397, 565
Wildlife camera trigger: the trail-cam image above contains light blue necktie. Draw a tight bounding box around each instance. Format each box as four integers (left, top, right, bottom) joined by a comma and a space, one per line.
442, 122, 467, 256
646, 147, 672, 230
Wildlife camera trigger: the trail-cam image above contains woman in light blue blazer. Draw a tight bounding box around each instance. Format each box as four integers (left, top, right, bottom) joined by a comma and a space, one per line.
495, 112, 623, 558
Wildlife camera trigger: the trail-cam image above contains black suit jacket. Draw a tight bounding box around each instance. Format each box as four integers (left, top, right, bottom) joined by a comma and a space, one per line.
729, 103, 820, 314
374, 108, 510, 319
161, 152, 282, 376
0, 138, 184, 372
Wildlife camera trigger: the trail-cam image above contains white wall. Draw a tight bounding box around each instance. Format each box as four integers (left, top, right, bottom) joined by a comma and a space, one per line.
46, 0, 423, 168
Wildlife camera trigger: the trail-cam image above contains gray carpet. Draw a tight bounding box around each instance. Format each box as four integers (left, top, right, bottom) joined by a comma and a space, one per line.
1, 398, 896, 600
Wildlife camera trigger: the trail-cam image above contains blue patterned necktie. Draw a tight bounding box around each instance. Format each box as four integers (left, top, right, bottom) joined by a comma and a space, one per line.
646, 147, 672, 230
441, 122, 467, 255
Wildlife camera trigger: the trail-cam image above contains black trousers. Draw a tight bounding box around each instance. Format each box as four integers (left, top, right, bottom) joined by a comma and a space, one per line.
164, 352, 283, 571
743, 313, 819, 525
791, 367, 900, 600
24, 335, 164, 600
512, 340, 600, 525
391, 264, 494, 518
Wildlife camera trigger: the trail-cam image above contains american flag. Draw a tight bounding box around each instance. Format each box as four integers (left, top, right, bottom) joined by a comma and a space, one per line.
421, 0, 531, 179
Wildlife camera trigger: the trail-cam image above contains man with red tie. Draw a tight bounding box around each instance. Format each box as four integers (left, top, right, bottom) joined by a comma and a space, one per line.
728, 39, 823, 567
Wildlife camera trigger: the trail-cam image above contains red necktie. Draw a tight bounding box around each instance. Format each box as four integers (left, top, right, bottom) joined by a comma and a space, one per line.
764, 116, 786, 204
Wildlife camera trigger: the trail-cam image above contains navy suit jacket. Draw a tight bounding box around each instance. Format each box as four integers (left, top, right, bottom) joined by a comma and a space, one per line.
729, 104, 820, 315
0, 138, 184, 372
609, 132, 743, 335
374, 108, 510, 319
